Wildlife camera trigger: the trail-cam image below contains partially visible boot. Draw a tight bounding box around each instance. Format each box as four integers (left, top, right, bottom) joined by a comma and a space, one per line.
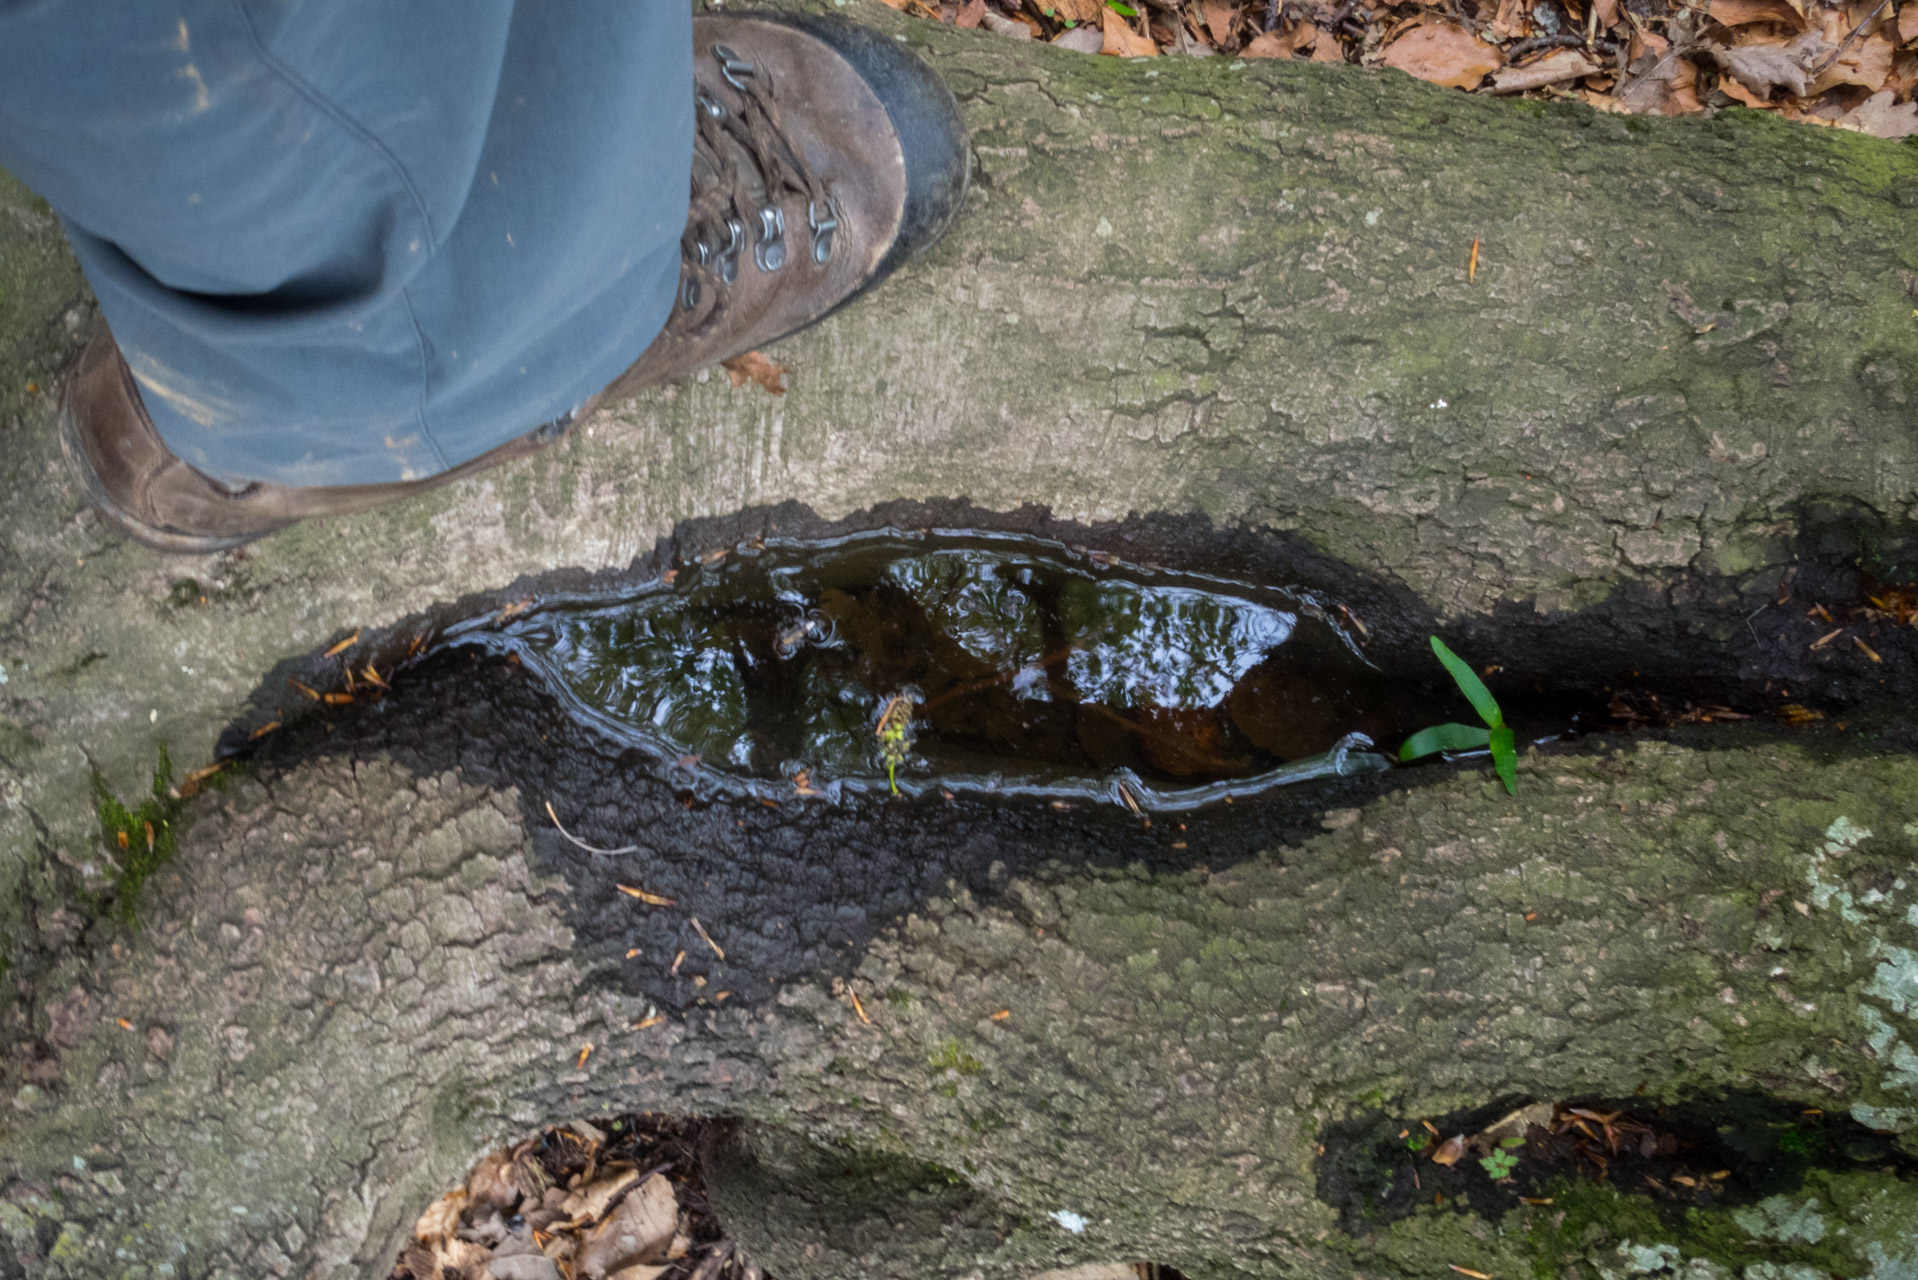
60, 12, 969, 553
59, 326, 588, 555
604, 11, 969, 396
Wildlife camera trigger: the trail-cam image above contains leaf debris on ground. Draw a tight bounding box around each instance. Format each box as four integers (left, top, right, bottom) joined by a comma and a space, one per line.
392, 1116, 769, 1280
904, 0, 1918, 135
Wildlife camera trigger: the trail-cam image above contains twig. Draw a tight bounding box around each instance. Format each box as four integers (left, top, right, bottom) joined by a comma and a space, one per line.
1807, 0, 1891, 77
1264, 0, 1283, 31
1505, 31, 1619, 60
544, 800, 639, 857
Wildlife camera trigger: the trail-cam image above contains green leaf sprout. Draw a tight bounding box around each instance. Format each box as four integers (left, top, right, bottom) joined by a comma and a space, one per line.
1399, 636, 1517, 793
1479, 1148, 1520, 1179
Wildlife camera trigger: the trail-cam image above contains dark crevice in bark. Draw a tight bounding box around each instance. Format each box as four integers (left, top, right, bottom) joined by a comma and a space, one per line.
194, 501, 1917, 1021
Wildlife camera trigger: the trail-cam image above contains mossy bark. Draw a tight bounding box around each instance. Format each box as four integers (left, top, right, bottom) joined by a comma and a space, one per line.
5, 737, 1918, 1278
3, 0, 1918, 961
3, 5, 1918, 1275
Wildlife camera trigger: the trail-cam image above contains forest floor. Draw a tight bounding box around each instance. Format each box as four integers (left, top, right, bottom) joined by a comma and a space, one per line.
875, 0, 1918, 137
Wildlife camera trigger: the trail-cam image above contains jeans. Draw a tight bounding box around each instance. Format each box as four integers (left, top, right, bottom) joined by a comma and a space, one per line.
0, 0, 693, 487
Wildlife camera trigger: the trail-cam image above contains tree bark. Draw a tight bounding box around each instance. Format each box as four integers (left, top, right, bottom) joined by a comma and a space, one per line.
3, 0, 1917, 952
4, 736, 1918, 1279
2, 3, 1917, 1276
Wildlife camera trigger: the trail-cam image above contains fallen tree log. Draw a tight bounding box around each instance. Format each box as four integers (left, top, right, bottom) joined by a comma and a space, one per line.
1, 1, 1917, 1275
3, 728, 1918, 1279
3, 0, 1917, 953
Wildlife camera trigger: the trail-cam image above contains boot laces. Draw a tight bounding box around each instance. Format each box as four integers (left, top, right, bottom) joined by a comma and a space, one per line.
677, 43, 841, 330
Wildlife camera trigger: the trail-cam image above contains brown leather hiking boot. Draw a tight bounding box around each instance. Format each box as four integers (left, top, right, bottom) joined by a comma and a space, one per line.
603, 11, 970, 396
59, 327, 587, 554
60, 13, 967, 554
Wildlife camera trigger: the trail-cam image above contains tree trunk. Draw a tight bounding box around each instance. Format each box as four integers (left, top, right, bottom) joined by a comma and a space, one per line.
2, 1, 1917, 1275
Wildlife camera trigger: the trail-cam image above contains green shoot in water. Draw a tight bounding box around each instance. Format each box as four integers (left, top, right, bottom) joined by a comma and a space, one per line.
876, 694, 916, 797
1399, 636, 1517, 794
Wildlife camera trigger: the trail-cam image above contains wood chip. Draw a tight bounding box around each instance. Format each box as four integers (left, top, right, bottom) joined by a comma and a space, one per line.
1854, 635, 1883, 662
1810, 627, 1844, 649
322, 629, 361, 658
616, 883, 675, 906
690, 917, 725, 960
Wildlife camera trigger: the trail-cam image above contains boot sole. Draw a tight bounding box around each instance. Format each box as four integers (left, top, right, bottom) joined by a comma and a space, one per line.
57, 398, 268, 556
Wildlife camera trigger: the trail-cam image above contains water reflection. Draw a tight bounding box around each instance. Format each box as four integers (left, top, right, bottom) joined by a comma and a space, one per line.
446, 533, 1402, 809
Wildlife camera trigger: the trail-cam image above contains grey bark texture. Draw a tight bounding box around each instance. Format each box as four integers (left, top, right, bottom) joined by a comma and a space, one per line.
6, 741, 1918, 1279
0, 0, 1916, 1275
3, 0, 1916, 949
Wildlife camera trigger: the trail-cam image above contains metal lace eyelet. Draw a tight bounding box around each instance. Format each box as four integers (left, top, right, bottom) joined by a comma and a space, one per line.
807, 198, 839, 265
695, 90, 727, 121
681, 275, 702, 311
754, 205, 787, 272
713, 44, 755, 92
716, 217, 745, 283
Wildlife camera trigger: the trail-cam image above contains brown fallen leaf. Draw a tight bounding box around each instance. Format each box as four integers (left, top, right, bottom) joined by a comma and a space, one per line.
1203, 0, 1238, 45
1619, 41, 1706, 113
720, 350, 791, 394
1841, 88, 1918, 137
1902, 3, 1918, 43
577, 1173, 679, 1279
413, 1187, 467, 1244
1706, 28, 1829, 98
1382, 21, 1504, 88
1812, 29, 1894, 93
1491, 0, 1527, 38
1240, 30, 1291, 57
1055, 0, 1105, 21
956, 0, 985, 27
1491, 47, 1601, 92
1304, 24, 1345, 61
1431, 1133, 1469, 1165
560, 1163, 640, 1226
1717, 74, 1774, 106
1103, 8, 1159, 56
466, 1149, 521, 1211
1709, 0, 1808, 27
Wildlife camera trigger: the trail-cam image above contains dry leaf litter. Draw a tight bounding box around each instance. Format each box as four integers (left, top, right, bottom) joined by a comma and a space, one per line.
395, 1115, 1191, 1280
392, 1116, 759, 1280
884, 0, 1918, 136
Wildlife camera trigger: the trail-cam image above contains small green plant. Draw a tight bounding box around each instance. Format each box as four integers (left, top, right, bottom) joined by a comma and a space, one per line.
1399, 636, 1517, 794
92, 746, 183, 923
1405, 1132, 1430, 1152
875, 693, 916, 796
1479, 1147, 1520, 1180
1106, 1, 1138, 13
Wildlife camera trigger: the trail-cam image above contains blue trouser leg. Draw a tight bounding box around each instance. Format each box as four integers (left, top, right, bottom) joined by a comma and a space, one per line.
0, 0, 692, 488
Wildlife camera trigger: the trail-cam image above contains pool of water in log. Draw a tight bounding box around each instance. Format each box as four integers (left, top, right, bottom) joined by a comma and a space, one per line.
444, 532, 1493, 808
